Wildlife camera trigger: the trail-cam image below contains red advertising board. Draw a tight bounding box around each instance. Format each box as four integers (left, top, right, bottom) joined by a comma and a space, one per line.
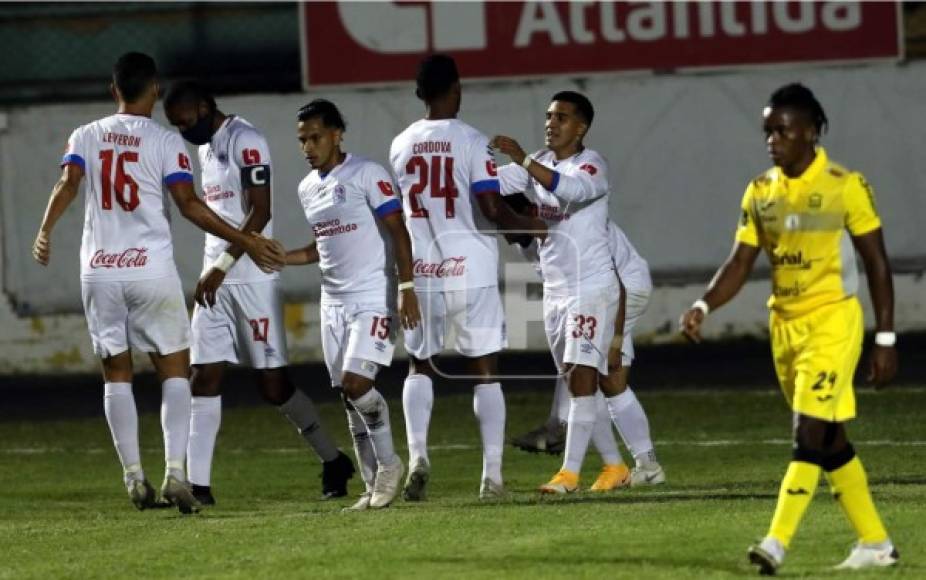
301, 1, 901, 89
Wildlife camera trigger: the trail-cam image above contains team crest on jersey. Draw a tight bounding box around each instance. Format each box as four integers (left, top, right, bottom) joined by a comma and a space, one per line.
579, 163, 598, 175
808, 193, 823, 209
333, 185, 346, 204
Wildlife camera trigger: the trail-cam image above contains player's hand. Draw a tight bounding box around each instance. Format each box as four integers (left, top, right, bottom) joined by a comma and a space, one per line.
245, 232, 286, 273
32, 230, 50, 266
490, 135, 527, 166
399, 288, 421, 331
195, 268, 226, 308
867, 345, 898, 388
532, 218, 548, 243
679, 308, 705, 344
606, 342, 623, 373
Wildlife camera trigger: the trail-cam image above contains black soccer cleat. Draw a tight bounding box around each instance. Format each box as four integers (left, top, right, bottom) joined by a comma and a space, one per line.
191, 484, 216, 507
510, 422, 566, 455
320, 451, 355, 499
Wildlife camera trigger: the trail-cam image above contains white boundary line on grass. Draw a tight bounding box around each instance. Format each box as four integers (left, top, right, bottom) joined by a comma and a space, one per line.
4, 439, 926, 455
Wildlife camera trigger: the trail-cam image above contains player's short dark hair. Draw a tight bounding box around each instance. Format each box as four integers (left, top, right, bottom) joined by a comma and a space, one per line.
112, 52, 157, 103
768, 83, 828, 135
297, 99, 346, 130
164, 80, 217, 113
416, 54, 459, 102
551, 91, 594, 126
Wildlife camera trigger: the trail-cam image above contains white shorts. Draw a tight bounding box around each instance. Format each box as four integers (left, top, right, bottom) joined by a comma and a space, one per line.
321, 302, 396, 387
191, 280, 288, 369
404, 286, 507, 360
544, 283, 619, 375
81, 274, 190, 358
619, 289, 651, 366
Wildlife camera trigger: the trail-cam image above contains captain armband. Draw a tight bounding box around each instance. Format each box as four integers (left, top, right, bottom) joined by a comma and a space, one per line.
241, 164, 271, 188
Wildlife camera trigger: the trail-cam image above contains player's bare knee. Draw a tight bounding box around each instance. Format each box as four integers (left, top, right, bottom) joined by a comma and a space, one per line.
257, 368, 293, 406
567, 364, 598, 397
190, 364, 223, 397
409, 356, 437, 379
341, 371, 374, 400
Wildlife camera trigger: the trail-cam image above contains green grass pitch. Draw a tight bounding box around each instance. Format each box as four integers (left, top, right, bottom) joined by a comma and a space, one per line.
1, 387, 923, 579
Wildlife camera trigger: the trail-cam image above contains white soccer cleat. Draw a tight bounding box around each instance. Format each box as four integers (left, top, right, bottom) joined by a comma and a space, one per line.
342, 492, 373, 512
834, 541, 899, 570
403, 457, 430, 502
370, 458, 405, 509
479, 478, 507, 501
747, 537, 785, 576
630, 462, 666, 487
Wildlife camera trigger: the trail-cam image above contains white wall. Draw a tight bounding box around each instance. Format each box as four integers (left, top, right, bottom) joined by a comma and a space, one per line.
2, 62, 924, 373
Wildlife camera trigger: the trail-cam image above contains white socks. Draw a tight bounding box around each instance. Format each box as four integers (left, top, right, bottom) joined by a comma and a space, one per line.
590, 392, 623, 466
187, 395, 222, 487
161, 377, 192, 480
605, 387, 657, 467
104, 382, 144, 485
345, 405, 377, 492
402, 374, 434, 467
550, 375, 570, 427
279, 389, 339, 462
562, 395, 597, 474
473, 382, 505, 484
351, 388, 398, 468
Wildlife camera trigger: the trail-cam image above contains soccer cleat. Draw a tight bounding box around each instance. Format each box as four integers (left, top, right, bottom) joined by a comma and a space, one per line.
127, 479, 160, 510
191, 484, 216, 507
834, 541, 899, 570
511, 422, 566, 455
321, 451, 356, 500
403, 457, 431, 502
370, 458, 405, 509
630, 462, 666, 487
160, 475, 201, 515
479, 478, 507, 500
342, 492, 373, 512
748, 537, 784, 576
589, 463, 631, 492
539, 469, 579, 494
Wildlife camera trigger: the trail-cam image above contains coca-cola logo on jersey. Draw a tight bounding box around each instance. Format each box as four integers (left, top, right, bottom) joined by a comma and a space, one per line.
90, 248, 149, 269
413, 257, 466, 278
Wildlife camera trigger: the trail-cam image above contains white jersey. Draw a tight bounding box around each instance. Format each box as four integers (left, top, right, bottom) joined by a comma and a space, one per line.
607, 221, 652, 293
297, 154, 402, 305
390, 118, 501, 292
63, 113, 194, 281
498, 148, 613, 296
518, 219, 652, 295
197, 116, 276, 283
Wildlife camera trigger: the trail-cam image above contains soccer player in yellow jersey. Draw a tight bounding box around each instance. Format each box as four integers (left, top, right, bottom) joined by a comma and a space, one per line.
680, 84, 899, 574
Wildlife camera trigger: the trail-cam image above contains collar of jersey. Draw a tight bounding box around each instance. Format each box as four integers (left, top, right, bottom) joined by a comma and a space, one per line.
319, 153, 351, 180
773, 146, 828, 186
210, 116, 235, 146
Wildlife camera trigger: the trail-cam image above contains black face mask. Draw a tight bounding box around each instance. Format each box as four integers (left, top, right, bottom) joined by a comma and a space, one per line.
181, 113, 215, 145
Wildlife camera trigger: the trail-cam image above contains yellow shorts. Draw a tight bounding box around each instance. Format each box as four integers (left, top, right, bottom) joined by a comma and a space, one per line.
769, 297, 863, 422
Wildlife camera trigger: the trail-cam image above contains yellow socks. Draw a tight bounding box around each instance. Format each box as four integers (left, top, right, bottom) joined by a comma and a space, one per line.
768, 461, 821, 548
825, 456, 889, 544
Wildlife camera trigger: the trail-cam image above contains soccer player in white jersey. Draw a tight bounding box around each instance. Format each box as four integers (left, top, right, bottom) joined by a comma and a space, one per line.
286, 99, 421, 510
506, 202, 665, 488
164, 83, 355, 506
493, 91, 643, 493
31, 53, 285, 513
390, 54, 546, 500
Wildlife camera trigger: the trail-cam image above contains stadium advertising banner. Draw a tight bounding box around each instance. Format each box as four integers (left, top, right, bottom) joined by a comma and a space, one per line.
301, 1, 902, 88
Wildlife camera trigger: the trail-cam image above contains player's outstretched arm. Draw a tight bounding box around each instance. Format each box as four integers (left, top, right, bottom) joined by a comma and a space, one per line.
476, 192, 547, 240
168, 181, 285, 273
33, 164, 83, 266
679, 241, 760, 343
380, 212, 421, 330
852, 228, 898, 385
285, 241, 319, 266
193, 182, 274, 308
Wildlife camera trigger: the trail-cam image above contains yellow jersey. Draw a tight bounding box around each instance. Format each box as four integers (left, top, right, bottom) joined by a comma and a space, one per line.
735, 147, 881, 319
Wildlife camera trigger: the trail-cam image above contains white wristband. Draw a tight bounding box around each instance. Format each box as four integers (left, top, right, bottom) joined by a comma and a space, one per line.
692, 299, 710, 316
874, 331, 896, 347
521, 155, 532, 169
398, 280, 415, 292
212, 251, 236, 273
